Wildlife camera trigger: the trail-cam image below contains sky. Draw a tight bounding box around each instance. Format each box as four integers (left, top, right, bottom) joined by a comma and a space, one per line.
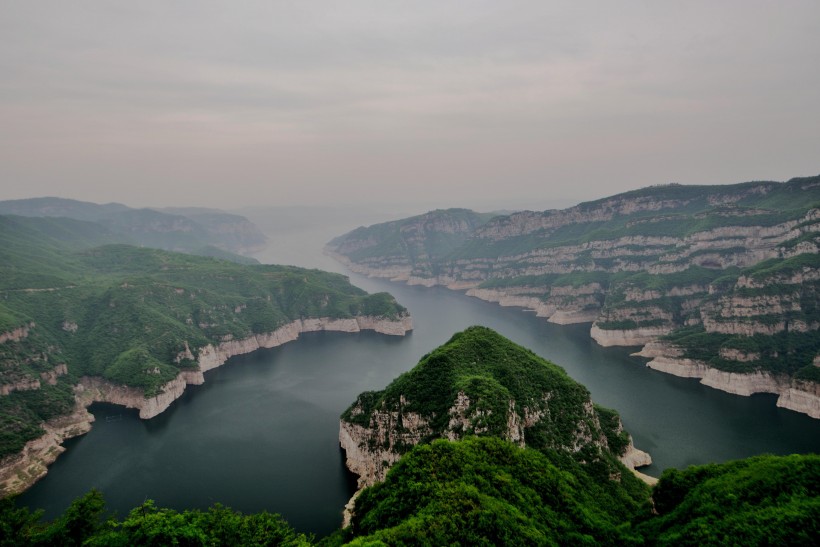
1, 1, 819, 212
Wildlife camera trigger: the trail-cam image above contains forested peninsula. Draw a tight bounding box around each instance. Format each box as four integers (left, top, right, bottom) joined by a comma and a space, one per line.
327, 175, 820, 417
0, 211, 411, 496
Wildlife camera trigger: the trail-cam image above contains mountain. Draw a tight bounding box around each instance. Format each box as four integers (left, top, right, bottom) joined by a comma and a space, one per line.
0, 215, 411, 495
326, 175, 820, 418
0, 197, 267, 257
339, 327, 652, 519
326, 208, 499, 283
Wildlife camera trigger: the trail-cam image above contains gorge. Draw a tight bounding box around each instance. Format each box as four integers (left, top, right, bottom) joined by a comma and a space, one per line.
326, 175, 820, 419
4, 194, 820, 539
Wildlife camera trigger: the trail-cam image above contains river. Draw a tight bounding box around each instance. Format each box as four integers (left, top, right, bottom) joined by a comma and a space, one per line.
18, 213, 820, 538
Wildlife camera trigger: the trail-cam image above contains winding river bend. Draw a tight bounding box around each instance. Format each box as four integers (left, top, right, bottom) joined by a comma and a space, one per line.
18, 220, 820, 537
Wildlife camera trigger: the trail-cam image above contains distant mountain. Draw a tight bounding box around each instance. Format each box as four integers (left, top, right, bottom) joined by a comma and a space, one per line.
0, 197, 267, 257
326, 208, 499, 281
0, 197, 129, 220
327, 175, 820, 418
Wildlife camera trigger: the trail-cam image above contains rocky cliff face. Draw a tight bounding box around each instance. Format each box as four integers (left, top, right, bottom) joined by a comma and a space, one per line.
328, 176, 820, 417
340, 390, 650, 489
635, 341, 820, 418
0, 323, 33, 344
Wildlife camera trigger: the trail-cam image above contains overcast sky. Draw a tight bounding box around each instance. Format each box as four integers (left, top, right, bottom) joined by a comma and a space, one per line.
1, 1, 818, 211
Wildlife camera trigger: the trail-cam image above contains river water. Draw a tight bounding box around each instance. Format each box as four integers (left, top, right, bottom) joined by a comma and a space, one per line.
18, 216, 820, 537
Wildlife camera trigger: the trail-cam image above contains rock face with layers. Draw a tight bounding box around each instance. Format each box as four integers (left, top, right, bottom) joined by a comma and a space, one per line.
328, 176, 820, 416
635, 341, 820, 418
339, 326, 650, 490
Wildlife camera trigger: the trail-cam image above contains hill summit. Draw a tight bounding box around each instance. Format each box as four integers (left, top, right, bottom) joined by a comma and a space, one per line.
340, 326, 649, 489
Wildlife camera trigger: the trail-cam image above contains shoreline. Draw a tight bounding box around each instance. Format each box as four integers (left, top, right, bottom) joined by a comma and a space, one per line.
0, 314, 412, 497
327, 254, 820, 420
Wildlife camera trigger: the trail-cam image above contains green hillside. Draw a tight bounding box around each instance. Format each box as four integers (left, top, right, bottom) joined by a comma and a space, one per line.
0, 216, 407, 458
340, 326, 649, 527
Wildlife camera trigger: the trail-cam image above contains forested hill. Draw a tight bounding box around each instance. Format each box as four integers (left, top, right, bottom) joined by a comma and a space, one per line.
0, 214, 408, 462
340, 326, 649, 489
0, 197, 267, 258
327, 175, 820, 414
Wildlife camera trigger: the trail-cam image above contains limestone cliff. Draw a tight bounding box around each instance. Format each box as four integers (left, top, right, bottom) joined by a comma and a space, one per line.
636, 341, 820, 419
328, 175, 820, 417
81, 314, 413, 420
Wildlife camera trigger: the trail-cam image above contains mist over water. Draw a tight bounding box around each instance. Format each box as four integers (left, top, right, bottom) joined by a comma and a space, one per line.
18, 208, 820, 537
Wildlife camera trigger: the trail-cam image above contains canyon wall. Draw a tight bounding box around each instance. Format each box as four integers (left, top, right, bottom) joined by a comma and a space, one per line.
327, 178, 820, 418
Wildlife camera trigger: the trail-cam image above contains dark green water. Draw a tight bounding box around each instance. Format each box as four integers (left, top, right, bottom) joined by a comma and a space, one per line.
17, 231, 820, 538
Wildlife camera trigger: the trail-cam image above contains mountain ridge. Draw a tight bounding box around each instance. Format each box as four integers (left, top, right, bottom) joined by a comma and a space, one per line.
326, 175, 820, 417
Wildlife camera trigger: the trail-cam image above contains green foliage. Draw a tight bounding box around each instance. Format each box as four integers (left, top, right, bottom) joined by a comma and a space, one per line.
744, 252, 820, 281
639, 454, 820, 545
664, 325, 820, 377
346, 437, 647, 546
1, 491, 311, 546
341, 326, 650, 522
594, 404, 631, 456
0, 218, 407, 458
4, 451, 816, 545
103, 347, 179, 397
0, 496, 43, 547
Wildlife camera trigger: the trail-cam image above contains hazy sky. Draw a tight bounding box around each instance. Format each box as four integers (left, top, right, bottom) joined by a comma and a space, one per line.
1, 1, 818, 211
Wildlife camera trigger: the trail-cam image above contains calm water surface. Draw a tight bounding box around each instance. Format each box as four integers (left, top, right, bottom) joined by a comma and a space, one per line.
19, 222, 820, 537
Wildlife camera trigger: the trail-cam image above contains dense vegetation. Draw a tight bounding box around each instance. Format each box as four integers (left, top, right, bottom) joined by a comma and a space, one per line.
0, 490, 311, 546
0, 215, 406, 458
336, 437, 647, 546
3, 450, 816, 545
342, 327, 650, 516
638, 453, 820, 545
